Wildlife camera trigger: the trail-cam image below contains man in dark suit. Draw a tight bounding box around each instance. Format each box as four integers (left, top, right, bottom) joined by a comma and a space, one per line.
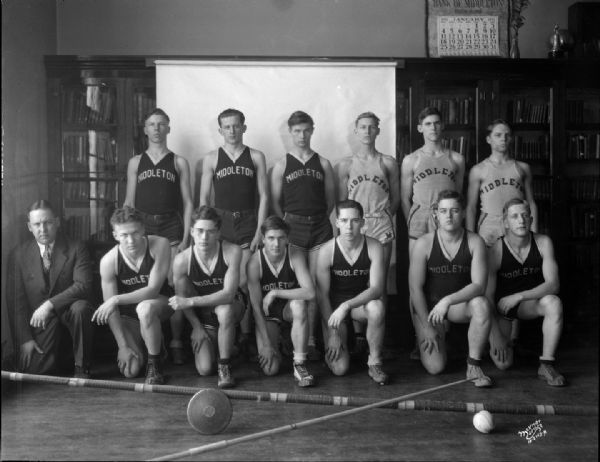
6, 200, 94, 378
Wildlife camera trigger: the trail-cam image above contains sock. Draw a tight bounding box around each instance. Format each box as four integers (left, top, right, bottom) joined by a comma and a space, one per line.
467, 356, 481, 366
293, 352, 307, 364
148, 354, 160, 362
539, 357, 555, 365
218, 358, 230, 366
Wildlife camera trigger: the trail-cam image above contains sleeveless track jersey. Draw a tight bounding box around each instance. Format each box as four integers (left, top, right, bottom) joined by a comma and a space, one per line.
282, 153, 327, 216
479, 159, 524, 218
330, 238, 371, 302
495, 234, 544, 302
347, 153, 390, 216
412, 150, 458, 208
135, 152, 179, 214
260, 246, 298, 317
424, 231, 472, 308
188, 242, 228, 296
213, 147, 256, 211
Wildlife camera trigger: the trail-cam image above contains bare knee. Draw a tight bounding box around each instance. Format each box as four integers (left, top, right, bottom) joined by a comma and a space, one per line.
195, 357, 215, 376
262, 357, 281, 377
135, 301, 156, 325
289, 300, 307, 322
365, 300, 385, 324
541, 295, 562, 319
215, 305, 235, 326
469, 296, 491, 322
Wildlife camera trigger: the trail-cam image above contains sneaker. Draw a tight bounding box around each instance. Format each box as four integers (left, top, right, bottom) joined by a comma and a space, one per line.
538, 363, 566, 387
368, 364, 389, 385
145, 359, 165, 385
307, 344, 322, 361
217, 363, 235, 389
466, 364, 493, 388
170, 347, 186, 365
73, 365, 91, 379
293, 362, 315, 387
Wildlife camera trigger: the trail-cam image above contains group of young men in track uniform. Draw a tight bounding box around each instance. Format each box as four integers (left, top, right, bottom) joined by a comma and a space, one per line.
6, 106, 565, 391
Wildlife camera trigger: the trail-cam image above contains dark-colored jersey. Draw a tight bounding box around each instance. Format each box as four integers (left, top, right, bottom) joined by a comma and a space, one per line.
424, 231, 472, 308
188, 242, 228, 296
330, 238, 371, 303
495, 234, 545, 302
213, 147, 256, 211
260, 246, 298, 318
282, 153, 327, 216
135, 152, 179, 214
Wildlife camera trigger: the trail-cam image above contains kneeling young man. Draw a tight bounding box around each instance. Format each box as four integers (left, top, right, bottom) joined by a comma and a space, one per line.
316, 200, 388, 385
487, 198, 565, 386
247, 216, 316, 386
409, 190, 493, 387
93, 207, 173, 384
169, 206, 245, 388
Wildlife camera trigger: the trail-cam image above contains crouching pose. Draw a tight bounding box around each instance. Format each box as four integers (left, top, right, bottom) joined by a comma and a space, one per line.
487, 198, 565, 386
247, 216, 316, 386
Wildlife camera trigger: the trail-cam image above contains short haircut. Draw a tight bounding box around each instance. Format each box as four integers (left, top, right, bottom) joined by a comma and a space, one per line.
191, 205, 222, 229
143, 108, 170, 124
288, 110, 314, 128
486, 119, 512, 136
336, 199, 364, 218
218, 108, 245, 127
502, 198, 531, 219
435, 190, 465, 210
28, 200, 57, 220
417, 107, 442, 124
110, 206, 144, 227
260, 215, 290, 236
355, 112, 380, 127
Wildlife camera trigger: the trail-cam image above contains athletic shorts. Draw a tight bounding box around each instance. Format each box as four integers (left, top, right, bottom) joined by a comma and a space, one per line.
265, 298, 290, 324
478, 213, 504, 248
215, 208, 257, 249
139, 211, 183, 246
363, 211, 395, 244
284, 212, 333, 251
193, 291, 247, 328
407, 204, 437, 240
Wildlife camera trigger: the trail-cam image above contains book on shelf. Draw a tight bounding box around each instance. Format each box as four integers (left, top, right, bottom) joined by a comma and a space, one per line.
570, 206, 600, 239
397, 92, 409, 126
441, 135, 470, 163
566, 99, 600, 125
570, 177, 600, 201
63, 86, 115, 125
425, 96, 473, 125
134, 91, 156, 125
505, 98, 549, 124
63, 131, 117, 173
567, 133, 600, 160
512, 134, 550, 162
532, 178, 552, 201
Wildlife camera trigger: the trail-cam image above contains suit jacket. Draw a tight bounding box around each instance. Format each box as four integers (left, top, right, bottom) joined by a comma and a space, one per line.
6, 234, 93, 347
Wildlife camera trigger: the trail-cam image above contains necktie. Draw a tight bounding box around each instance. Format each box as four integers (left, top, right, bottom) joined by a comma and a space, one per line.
43, 245, 52, 273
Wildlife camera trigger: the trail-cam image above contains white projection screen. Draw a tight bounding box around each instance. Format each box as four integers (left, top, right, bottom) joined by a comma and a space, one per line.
155, 59, 397, 292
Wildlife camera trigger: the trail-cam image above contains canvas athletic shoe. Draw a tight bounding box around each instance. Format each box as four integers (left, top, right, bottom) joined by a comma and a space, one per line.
293, 362, 315, 387
368, 364, 389, 385
217, 363, 236, 389
466, 364, 493, 388
145, 359, 165, 385
538, 363, 566, 387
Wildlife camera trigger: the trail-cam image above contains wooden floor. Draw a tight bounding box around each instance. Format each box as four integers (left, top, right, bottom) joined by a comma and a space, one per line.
2, 344, 598, 461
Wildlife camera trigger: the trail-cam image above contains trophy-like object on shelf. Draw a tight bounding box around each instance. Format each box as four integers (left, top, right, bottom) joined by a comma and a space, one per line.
548, 24, 574, 59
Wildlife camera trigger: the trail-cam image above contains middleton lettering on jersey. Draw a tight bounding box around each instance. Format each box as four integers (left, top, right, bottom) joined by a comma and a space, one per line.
122, 274, 149, 286
428, 264, 470, 274
193, 277, 225, 287
413, 167, 456, 185
138, 168, 177, 183
480, 177, 523, 194
499, 266, 541, 279
348, 174, 390, 194
333, 269, 370, 277
262, 281, 296, 292
285, 168, 324, 183
215, 165, 255, 180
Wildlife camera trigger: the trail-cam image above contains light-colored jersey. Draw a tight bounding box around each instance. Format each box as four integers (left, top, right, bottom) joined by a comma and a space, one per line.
347, 153, 390, 217
412, 149, 458, 209
479, 159, 524, 218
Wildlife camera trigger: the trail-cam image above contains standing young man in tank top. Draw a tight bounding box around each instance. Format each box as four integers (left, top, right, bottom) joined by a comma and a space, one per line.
335, 112, 400, 356
271, 110, 336, 361
486, 198, 565, 386
124, 108, 193, 366
168, 206, 245, 389
315, 200, 388, 384
246, 215, 316, 386
93, 207, 173, 384
199, 108, 269, 354
409, 190, 493, 387
401, 107, 466, 359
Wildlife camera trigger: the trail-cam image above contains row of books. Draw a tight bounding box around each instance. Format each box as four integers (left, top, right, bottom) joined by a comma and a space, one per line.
566, 99, 600, 125
566, 133, 600, 160
63, 213, 113, 242
512, 134, 549, 161
504, 99, 549, 124
64, 180, 117, 202
133, 91, 157, 125
426, 96, 474, 125
62, 132, 117, 173
532, 178, 552, 201
570, 177, 600, 201
570, 207, 598, 239
63, 86, 115, 125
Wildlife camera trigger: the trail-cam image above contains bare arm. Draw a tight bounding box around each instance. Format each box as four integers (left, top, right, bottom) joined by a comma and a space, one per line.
270, 159, 285, 217
400, 155, 415, 222
334, 158, 351, 202
342, 238, 385, 311
246, 253, 273, 347
408, 236, 432, 328
321, 157, 336, 216
485, 241, 502, 304
171, 250, 205, 330
175, 155, 194, 250
270, 249, 315, 302
447, 232, 487, 305
315, 241, 335, 323
123, 156, 140, 208
251, 150, 270, 251
466, 164, 482, 232
519, 162, 539, 233
452, 152, 466, 195
383, 155, 401, 216
199, 152, 216, 206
